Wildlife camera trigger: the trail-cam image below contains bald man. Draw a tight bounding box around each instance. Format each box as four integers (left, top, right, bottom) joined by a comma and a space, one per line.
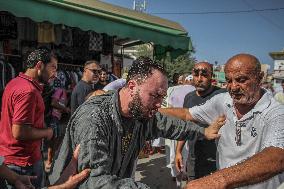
160, 54, 284, 189
175, 62, 226, 181
71, 60, 101, 114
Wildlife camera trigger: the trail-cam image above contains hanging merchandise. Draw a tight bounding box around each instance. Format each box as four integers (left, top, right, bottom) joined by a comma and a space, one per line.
54, 24, 63, 45
72, 28, 89, 62
100, 54, 112, 72
38, 22, 55, 43
102, 34, 114, 54
88, 31, 103, 51
16, 17, 37, 41
0, 11, 17, 40
0, 59, 5, 92
61, 26, 73, 47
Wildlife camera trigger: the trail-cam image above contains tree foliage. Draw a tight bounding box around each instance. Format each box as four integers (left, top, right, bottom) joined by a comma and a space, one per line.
133, 44, 196, 82
133, 44, 153, 58
162, 52, 196, 81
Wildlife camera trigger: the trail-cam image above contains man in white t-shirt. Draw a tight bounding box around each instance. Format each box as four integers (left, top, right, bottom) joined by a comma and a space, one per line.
160, 53, 284, 189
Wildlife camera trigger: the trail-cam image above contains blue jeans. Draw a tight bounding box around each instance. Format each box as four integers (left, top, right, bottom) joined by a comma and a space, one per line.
6, 159, 44, 189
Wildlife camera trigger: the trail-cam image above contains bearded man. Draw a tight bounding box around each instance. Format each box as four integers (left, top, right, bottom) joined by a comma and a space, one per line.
49, 57, 225, 189
0, 49, 56, 188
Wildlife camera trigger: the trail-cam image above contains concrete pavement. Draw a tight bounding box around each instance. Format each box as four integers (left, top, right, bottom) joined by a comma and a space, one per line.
135, 153, 180, 189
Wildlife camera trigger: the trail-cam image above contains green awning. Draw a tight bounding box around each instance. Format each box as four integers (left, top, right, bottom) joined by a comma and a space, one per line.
0, 0, 192, 51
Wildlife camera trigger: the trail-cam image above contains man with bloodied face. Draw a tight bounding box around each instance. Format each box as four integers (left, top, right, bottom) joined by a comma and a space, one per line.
160, 53, 284, 189
49, 57, 225, 189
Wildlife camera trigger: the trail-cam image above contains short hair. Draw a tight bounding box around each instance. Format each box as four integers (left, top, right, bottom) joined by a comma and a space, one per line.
100, 68, 107, 73
84, 60, 99, 68
127, 56, 166, 85
172, 73, 180, 85
282, 80, 284, 84
25, 48, 57, 69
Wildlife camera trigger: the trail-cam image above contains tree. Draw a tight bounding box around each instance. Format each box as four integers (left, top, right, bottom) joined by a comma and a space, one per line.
159, 52, 196, 82
133, 43, 153, 58
133, 43, 196, 81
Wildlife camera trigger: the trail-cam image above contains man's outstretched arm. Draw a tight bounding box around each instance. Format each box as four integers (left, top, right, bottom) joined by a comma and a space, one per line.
153, 112, 225, 141
186, 147, 284, 189
158, 108, 193, 121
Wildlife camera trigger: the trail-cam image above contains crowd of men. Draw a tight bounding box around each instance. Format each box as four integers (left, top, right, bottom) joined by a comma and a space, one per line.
0, 48, 283, 189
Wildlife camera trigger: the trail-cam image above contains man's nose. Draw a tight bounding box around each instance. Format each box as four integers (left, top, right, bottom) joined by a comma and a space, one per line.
197, 75, 203, 82
229, 81, 240, 90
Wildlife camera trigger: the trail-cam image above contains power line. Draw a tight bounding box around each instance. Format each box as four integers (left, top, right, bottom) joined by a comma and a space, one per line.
151, 7, 284, 15
241, 0, 284, 32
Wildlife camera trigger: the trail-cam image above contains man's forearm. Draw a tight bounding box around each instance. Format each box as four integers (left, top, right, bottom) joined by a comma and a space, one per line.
12, 124, 52, 141
158, 108, 192, 121
176, 140, 186, 154
209, 147, 284, 188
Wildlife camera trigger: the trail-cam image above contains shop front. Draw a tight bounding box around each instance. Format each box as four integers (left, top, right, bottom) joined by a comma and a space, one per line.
0, 0, 192, 90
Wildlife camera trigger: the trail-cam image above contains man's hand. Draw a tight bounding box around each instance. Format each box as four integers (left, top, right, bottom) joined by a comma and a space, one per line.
14, 175, 37, 189
175, 152, 183, 173
49, 169, 91, 189
204, 115, 226, 140
53, 145, 91, 189
46, 127, 54, 141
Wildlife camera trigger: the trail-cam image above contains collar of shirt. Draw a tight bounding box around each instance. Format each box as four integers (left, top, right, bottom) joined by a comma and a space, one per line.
18, 72, 44, 92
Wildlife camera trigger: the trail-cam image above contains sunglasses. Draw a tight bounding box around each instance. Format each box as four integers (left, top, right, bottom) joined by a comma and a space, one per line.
192, 68, 211, 77
86, 68, 101, 75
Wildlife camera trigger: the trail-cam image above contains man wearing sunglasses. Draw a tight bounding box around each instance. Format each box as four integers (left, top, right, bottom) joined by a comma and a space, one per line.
71, 60, 101, 114
175, 62, 226, 182
160, 53, 284, 189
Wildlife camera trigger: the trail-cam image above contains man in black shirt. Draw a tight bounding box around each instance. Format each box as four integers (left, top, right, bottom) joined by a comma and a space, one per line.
71, 60, 101, 114
175, 62, 226, 181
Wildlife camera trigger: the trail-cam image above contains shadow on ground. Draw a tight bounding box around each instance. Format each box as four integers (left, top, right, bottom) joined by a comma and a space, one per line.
135, 154, 178, 189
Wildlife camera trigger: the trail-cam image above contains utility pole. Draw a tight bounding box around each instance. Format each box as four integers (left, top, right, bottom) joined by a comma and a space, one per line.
133, 0, 147, 12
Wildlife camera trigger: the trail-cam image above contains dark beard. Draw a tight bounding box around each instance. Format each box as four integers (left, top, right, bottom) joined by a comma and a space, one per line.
128, 92, 146, 121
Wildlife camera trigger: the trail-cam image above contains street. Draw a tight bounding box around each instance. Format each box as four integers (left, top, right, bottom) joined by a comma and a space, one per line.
135, 153, 180, 189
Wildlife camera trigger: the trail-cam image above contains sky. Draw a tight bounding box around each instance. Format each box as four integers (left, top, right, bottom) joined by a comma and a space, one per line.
103, 0, 284, 68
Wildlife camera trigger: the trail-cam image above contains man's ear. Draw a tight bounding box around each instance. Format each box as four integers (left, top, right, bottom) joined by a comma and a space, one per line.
127, 80, 137, 96
258, 71, 264, 82
35, 61, 43, 70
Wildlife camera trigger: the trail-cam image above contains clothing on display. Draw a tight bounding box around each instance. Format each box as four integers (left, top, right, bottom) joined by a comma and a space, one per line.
100, 54, 112, 72
102, 34, 114, 54
16, 17, 37, 41
0, 11, 17, 40
88, 31, 103, 51
38, 22, 55, 43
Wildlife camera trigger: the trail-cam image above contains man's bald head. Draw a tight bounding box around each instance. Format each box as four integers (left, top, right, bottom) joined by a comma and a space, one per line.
194, 61, 213, 73
225, 53, 261, 74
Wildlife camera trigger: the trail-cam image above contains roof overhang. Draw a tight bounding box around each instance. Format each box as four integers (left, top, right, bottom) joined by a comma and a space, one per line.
0, 0, 192, 51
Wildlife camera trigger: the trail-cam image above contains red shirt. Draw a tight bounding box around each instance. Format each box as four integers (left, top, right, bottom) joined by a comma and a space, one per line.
0, 73, 44, 166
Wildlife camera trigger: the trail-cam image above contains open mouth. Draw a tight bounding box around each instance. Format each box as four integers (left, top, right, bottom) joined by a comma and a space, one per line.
231, 93, 243, 99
